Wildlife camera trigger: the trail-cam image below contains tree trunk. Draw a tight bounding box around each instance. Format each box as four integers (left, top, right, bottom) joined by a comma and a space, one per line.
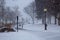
32, 18, 34, 24
42, 17, 45, 24
58, 17, 60, 25
55, 15, 56, 24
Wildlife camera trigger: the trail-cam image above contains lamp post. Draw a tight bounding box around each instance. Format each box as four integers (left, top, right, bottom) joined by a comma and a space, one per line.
44, 8, 47, 30
17, 16, 18, 32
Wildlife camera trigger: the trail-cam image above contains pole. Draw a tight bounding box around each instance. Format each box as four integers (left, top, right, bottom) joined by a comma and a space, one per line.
17, 16, 18, 32
45, 11, 47, 30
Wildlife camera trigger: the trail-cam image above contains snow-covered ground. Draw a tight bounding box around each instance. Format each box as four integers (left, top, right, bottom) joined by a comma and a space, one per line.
0, 24, 60, 40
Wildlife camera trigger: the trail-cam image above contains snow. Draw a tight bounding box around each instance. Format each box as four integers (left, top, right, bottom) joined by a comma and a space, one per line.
1, 0, 60, 40
0, 31, 42, 40
0, 24, 60, 40
23, 24, 60, 33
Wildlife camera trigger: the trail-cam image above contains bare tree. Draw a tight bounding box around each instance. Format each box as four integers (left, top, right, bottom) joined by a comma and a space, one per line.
24, 1, 36, 24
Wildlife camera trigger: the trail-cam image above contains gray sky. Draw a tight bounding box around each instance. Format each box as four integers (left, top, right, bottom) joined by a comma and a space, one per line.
6, 0, 34, 10
5, 0, 34, 19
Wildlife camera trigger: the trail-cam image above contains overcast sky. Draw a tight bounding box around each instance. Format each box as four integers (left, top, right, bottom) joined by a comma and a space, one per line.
5, 0, 34, 19
6, 0, 34, 10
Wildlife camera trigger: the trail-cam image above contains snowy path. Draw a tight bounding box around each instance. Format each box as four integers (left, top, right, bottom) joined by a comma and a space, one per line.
0, 24, 60, 40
